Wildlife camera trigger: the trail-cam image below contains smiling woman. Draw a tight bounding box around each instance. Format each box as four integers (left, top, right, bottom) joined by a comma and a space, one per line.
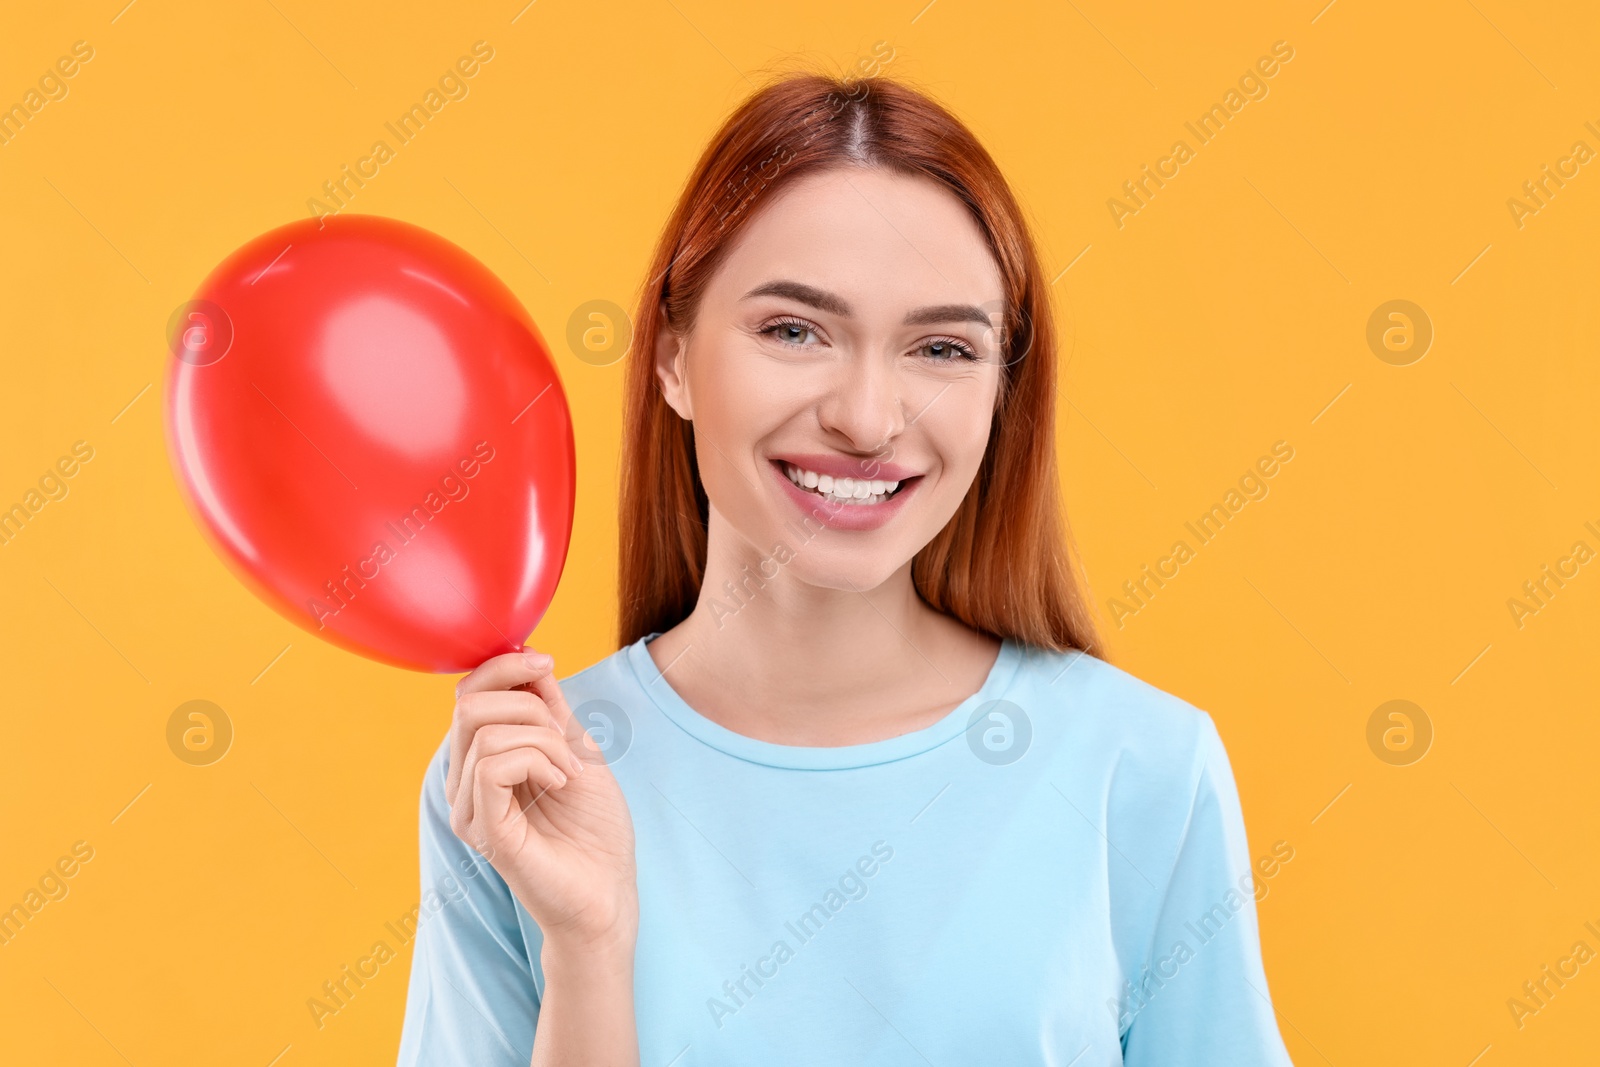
399, 70, 1294, 1067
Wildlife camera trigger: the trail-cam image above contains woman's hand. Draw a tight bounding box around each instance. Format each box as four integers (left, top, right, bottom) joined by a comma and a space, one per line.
446, 649, 638, 953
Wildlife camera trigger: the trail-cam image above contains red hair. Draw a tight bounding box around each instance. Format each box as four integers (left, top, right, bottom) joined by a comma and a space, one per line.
618, 71, 1100, 656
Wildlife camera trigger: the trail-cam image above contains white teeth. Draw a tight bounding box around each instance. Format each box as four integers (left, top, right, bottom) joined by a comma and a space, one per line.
781, 462, 905, 506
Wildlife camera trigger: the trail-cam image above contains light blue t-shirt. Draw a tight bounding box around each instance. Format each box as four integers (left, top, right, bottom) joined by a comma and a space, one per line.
397, 635, 1295, 1065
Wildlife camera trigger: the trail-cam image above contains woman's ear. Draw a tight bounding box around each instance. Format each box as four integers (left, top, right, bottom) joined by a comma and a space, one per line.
654, 317, 692, 421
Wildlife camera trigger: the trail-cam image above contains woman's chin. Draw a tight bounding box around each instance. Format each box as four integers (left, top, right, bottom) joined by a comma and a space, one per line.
780, 552, 913, 597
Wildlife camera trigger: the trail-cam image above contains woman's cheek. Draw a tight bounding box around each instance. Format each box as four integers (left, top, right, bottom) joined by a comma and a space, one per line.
924, 387, 997, 496
711, 347, 822, 425
692, 345, 773, 434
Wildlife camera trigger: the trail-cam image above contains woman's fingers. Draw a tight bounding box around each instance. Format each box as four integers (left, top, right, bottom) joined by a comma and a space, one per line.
451, 741, 563, 852
446, 688, 554, 804
524, 664, 587, 750
467, 748, 562, 872
445, 649, 596, 853
455, 649, 560, 698
452, 723, 582, 830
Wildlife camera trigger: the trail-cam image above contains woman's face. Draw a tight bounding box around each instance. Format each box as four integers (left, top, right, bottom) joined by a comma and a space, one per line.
655, 164, 1007, 593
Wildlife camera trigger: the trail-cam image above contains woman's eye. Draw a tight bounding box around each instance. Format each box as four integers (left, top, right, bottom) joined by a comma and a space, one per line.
919, 338, 978, 362
760, 319, 821, 346
758, 321, 977, 361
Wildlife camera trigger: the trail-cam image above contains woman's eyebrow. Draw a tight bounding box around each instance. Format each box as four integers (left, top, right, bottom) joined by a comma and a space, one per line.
903, 303, 993, 328
742, 279, 993, 328
743, 280, 850, 316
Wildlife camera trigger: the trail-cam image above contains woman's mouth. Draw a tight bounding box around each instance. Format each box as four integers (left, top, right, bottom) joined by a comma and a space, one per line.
778, 461, 908, 506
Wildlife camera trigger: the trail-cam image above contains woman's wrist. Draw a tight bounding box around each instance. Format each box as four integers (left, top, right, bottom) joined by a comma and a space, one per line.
542, 921, 638, 976
534, 927, 641, 1067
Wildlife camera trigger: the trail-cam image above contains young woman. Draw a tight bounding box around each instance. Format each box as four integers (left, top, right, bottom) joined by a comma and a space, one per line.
398, 72, 1294, 1066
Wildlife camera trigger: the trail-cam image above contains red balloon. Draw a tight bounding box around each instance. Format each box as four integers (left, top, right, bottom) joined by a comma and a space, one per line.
164, 214, 575, 673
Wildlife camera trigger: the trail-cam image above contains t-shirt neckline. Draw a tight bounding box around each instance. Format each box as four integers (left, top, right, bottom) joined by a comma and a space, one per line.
624, 633, 1023, 770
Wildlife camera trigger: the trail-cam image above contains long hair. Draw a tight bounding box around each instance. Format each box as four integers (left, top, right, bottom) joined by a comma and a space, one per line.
618, 71, 1100, 656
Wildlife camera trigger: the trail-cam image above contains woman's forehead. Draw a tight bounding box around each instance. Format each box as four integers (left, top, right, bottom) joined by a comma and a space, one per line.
709, 167, 1005, 313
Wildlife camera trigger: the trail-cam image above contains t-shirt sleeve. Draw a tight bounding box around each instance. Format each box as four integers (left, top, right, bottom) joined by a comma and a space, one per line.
1121, 714, 1295, 1066
396, 740, 542, 1066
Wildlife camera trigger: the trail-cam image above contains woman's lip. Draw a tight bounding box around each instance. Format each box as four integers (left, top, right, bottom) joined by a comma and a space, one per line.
769, 452, 921, 483
768, 459, 921, 532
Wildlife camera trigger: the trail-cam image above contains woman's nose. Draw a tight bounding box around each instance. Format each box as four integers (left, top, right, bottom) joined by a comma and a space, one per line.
816, 355, 907, 453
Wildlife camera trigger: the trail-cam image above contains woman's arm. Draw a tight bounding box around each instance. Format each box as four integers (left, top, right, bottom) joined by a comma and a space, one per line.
533, 930, 640, 1067
400, 649, 641, 1065
1120, 713, 1294, 1066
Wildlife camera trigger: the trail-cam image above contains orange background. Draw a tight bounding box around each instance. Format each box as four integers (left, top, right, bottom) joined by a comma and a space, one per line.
2, 1, 1597, 1063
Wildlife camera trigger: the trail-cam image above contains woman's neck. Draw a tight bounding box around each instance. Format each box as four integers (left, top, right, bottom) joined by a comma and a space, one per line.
643, 523, 1001, 748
